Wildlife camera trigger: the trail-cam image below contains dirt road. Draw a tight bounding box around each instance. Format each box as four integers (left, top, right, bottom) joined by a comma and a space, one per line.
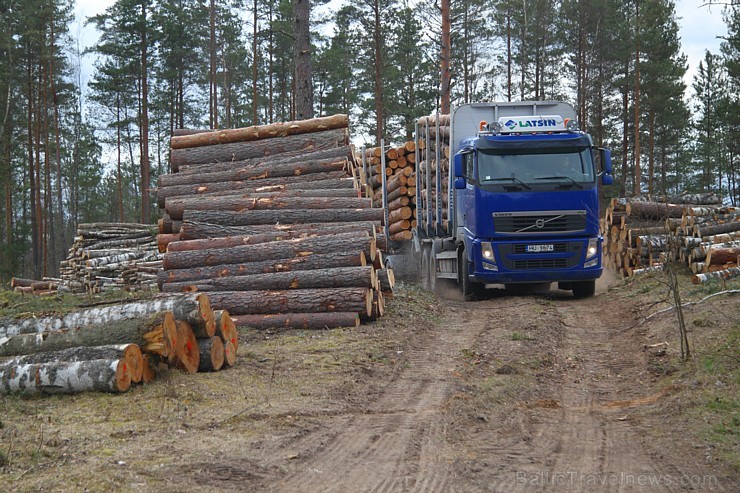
1, 282, 737, 492
266, 289, 734, 492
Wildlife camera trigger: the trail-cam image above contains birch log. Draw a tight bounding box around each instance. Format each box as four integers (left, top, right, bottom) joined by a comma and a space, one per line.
0, 359, 131, 394
1, 343, 144, 384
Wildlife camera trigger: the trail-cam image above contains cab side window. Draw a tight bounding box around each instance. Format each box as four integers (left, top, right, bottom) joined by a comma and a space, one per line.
463, 152, 474, 179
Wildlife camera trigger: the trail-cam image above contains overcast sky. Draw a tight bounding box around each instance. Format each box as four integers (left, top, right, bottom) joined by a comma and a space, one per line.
73, 0, 729, 103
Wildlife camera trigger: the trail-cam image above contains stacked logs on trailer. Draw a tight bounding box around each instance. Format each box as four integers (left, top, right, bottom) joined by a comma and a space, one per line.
10, 277, 61, 296
601, 194, 740, 283
59, 223, 162, 293
416, 114, 451, 234
155, 114, 395, 330
0, 294, 239, 395
362, 141, 419, 242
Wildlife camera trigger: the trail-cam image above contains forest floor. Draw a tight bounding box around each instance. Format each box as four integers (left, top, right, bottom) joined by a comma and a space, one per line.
0, 270, 738, 492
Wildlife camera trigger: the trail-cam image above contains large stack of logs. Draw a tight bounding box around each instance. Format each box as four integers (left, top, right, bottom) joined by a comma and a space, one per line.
155, 115, 395, 330
363, 142, 419, 242
59, 223, 162, 293
601, 194, 740, 283
0, 294, 238, 395
416, 114, 451, 234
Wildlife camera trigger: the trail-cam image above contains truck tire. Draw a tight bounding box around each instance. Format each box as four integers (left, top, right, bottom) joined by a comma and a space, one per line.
572, 280, 596, 299
458, 250, 481, 301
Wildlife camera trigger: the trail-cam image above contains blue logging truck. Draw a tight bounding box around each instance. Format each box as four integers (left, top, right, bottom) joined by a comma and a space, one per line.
406, 100, 613, 299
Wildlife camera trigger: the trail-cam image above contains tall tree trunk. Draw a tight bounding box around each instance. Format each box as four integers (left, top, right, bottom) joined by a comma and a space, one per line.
252, 0, 259, 125
372, 0, 384, 144
633, 0, 642, 196
621, 59, 629, 198
140, 1, 151, 225
268, 2, 274, 124
28, 58, 40, 279
440, 0, 451, 114
116, 92, 124, 221
506, 4, 512, 102
648, 109, 654, 196
210, 0, 217, 129
293, 0, 313, 120
50, 11, 65, 259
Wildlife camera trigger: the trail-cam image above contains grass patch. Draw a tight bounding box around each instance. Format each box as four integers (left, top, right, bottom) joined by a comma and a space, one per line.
511, 331, 531, 341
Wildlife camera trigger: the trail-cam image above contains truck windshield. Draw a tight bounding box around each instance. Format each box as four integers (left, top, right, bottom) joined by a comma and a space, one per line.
477, 147, 595, 185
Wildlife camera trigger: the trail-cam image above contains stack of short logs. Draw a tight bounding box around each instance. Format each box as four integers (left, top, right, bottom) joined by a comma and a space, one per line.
601, 194, 740, 283
155, 114, 395, 330
59, 223, 162, 293
363, 142, 419, 242
10, 277, 60, 296
0, 293, 238, 395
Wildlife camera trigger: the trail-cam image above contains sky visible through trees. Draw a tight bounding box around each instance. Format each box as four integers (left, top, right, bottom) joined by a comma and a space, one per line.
0, 0, 737, 281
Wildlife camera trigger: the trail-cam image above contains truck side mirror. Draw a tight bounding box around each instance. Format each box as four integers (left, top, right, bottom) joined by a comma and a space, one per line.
453, 153, 464, 178
601, 174, 613, 186
599, 148, 613, 175
454, 177, 467, 189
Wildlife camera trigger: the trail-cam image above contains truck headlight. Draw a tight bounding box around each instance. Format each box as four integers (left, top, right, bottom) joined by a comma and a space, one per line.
481, 242, 495, 262
586, 238, 599, 259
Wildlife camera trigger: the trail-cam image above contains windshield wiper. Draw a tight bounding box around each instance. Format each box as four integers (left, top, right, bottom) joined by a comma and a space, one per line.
488, 176, 532, 190
535, 176, 584, 189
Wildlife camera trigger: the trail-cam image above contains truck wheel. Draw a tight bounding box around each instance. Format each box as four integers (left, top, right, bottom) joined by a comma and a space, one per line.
459, 253, 480, 301
572, 280, 596, 299
420, 246, 431, 290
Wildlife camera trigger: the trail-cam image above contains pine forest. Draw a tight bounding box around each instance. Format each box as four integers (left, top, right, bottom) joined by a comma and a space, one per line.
0, 0, 737, 282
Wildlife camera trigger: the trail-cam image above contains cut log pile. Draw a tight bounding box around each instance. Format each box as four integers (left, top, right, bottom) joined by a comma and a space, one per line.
362, 141, 419, 242
155, 114, 395, 330
416, 114, 451, 234
0, 293, 238, 395
601, 194, 740, 284
59, 223, 162, 293
10, 277, 61, 296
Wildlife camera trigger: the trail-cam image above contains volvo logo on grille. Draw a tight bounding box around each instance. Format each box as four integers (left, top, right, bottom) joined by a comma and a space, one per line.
535, 219, 545, 228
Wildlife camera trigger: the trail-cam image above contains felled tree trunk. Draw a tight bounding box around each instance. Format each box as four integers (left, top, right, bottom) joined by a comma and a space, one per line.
156, 172, 353, 207
0, 359, 131, 394
157, 251, 366, 287
170, 114, 349, 149
625, 201, 684, 219
177, 220, 379, 241
214, 310, 239, 352
2, 343, 144, 384
183, 208, 384, 227
169, 128, 348, 171
232, 312, 360, 330
175, 146, 352, 176
694, 221, 740, 238
692, 266, 740, 284
160, 266, 375, 293
162, 232, 375, 270
171, 321, 200, 373
0, 294, 211, 338
0, 311, 177, 359
207, 288, 373, 317
197, 336, 225, 372
165, 195, 371, 221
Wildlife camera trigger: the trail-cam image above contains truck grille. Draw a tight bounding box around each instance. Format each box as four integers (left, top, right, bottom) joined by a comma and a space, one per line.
513, 259, 568, 269
493, 211, 587, 234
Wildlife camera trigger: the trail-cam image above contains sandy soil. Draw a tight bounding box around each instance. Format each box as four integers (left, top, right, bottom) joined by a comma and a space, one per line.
0, 277, 737, 492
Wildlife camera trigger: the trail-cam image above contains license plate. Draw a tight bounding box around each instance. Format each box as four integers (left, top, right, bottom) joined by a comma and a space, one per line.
526, 244, 554, 253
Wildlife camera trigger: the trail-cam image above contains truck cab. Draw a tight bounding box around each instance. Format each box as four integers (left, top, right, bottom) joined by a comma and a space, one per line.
415, 101, 613, 299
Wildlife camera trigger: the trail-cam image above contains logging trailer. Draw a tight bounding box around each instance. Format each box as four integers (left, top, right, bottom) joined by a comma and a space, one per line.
403, 100, 613, 299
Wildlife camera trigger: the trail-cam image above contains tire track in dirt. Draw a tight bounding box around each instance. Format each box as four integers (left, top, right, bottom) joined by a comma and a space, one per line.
481, 295, 731, 493
273, 301, 489, 493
